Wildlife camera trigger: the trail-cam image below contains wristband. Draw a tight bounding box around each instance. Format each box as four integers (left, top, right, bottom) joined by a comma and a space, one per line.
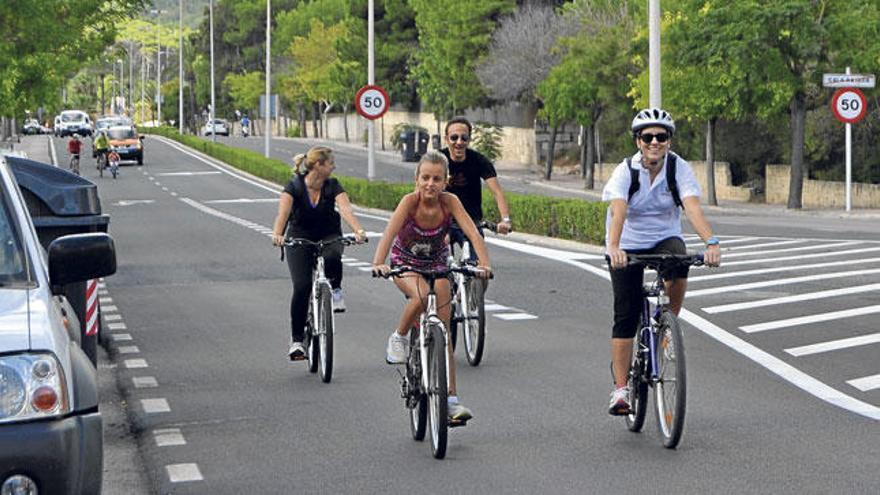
705, 236, 720, 246
502, 217, 511, 223
356, 229, 366, 236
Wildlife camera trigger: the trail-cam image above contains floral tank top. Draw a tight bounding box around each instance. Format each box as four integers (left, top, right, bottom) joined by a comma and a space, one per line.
390, 202, 451, 271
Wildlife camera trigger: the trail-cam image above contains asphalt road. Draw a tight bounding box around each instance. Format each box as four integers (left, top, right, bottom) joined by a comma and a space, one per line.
48, 135, 880, 494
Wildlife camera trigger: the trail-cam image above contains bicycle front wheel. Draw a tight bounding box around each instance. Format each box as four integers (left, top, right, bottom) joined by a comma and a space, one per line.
464, 277, 486, 366
426, 322, 448, 459
408, 328, 427, 441
654, 310, 686, 448
625, 331, 649, 432
306, 308, 319, 374
318, 285, 334, 383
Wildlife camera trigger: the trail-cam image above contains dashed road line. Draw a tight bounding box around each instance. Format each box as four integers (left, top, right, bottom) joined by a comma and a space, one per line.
133, 376, 159, 389
141, 398, 171, 414
166, 464, 203, 483
112, 333, 133, 341
154, 428, 187, 447
125, 358, 148, 368
117, 345, 140, 354
108, 322, 128, 331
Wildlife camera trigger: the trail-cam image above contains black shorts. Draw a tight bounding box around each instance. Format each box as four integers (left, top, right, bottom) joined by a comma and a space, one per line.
610, 237, 688, 339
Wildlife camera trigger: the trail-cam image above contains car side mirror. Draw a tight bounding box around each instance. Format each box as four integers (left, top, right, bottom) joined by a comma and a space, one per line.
48, 233, 117, 293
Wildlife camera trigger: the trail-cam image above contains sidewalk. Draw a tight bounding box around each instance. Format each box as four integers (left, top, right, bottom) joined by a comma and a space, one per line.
10, 134, 54, 164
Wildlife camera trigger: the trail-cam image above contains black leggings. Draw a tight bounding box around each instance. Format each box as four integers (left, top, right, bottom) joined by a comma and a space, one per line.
610, 237, 688, 339
285, 240, 343, 342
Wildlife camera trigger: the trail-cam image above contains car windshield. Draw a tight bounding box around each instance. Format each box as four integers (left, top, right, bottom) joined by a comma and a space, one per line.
108, 128, 136, 139
61, 113, 86, 123
0, 194, 30, 286
213, 119, 226, 125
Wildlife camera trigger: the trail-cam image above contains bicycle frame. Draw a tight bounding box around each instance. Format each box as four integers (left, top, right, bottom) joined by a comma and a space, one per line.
638, 276, 669, 381
310, 254, 332, 336
418, 289, 446, 392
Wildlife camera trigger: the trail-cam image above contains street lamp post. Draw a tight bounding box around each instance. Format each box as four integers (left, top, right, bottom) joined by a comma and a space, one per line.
648, 0, 661, 108
179, 0, 184, 133
117, 59, 124, 113
264, 0, 271, 158
209, 0, 216, 143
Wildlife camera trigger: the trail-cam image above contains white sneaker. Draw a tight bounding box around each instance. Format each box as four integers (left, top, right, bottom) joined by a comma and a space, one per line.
332, 288, 346, 313
288, 341, 306, 361
385, 331, 408, 364
448, 397, 473, 422
608, 386, 632, 415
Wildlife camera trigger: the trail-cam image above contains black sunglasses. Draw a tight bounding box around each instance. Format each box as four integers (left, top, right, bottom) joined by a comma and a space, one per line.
639, 132, 669, 144
448, 134, 470, 143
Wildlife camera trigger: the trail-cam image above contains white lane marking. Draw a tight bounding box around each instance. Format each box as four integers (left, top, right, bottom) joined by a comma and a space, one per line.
98, 289, 109, 296
721, 246, 880, 267
108, 322, 127, 330
686, 236, 762, 248
687, 268, 880, 297
722, 241, 859, 259
722, 239, 808, 251
344, 261, 371, 267
104, 313, 122, 322
741, 305, 880, 333
117, 345, 140, 354
341, 257, 358, 262
166, 464, 203, 483
785, 333, 880, 357
204, 198, 278, 204
101, 305, 118, 312
157, 171, 223, 176
484, 303, 511, 312
689, 257, 880, 282
490, 239, 880, 421
155, 182, 162, 186
171, 192, 178, 197
124, 358, 148, 368
116, 199, 156, 206
703, 283, 880, 314
848, 374, 880, 392
99, 297, 113, 304
133, 376, 158, 389
494, 313, 538, 321
154, 428, 187, 447
112, 333, 133, 341
142, 398, 170, 414
357, 267, 373, 272
162, 187, 169, 192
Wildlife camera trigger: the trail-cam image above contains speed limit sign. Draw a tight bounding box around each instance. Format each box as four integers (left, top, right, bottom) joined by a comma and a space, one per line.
831, 88, 867, 124
355, 85, 390, 120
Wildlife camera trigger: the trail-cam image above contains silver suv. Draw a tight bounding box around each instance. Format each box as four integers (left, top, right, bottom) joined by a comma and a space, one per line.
0, 156, 116, 494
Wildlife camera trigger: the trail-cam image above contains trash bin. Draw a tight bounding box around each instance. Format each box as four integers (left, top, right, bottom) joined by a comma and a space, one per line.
431, 134, 441, 151
417, 131, 429, 159
399, 130, 417, 162
7, 156, 111, 366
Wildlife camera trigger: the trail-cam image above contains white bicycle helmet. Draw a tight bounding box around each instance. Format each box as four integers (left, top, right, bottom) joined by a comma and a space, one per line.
631, 108, 675, 136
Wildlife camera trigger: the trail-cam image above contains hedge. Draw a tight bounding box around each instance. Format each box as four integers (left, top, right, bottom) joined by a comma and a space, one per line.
143, 127, 608, 245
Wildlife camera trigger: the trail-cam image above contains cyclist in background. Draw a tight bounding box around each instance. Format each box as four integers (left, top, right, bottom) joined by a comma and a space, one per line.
93, 131, 110, 169
271, 146, 367, 360
440, 117, 511, 262
241, 114, 250, 137
67, 135, 82, 173
603, 108, 721, 415
372, 151, 491, 422
107, 150, 121, 177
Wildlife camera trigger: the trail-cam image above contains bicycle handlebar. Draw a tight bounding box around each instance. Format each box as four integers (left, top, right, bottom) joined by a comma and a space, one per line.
372, 265, 493, 280
283, 235, 367, 248
605, 253, 704, 270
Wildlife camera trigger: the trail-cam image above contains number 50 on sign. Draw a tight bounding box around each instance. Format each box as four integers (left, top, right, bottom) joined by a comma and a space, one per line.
355, 85, 390, 120
831, 88, 867, 124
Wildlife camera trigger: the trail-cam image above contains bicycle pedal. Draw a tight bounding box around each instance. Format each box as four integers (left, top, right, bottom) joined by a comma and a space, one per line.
449, 418, 468, 428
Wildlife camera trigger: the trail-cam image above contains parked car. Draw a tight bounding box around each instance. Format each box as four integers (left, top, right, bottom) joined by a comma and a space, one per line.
106, 125, 144, 165
0, 155, 116, 494
55, 110, 93, 138
21, 119, 43, 135
201, 118, 229, 136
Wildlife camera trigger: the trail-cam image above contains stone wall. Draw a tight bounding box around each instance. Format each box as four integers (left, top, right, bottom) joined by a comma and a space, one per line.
765, 164, 880, 208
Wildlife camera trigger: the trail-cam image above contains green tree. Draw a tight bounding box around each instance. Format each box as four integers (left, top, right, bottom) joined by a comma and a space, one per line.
675, 1, 880, 209
223, 71, 265, 114
409, 0, 515, 126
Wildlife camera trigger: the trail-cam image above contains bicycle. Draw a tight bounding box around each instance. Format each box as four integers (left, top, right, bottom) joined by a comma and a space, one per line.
616, 253, 703, 449
283, 235, 364, 383
449, 221, 497, 366
96, 152, 107, 178
68, 154, 80, 176
375, 264, 487, 459
108, 157, 119, 179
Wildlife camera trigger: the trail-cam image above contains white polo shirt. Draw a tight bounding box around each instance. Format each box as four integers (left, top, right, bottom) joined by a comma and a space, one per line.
602, 151, 701, 250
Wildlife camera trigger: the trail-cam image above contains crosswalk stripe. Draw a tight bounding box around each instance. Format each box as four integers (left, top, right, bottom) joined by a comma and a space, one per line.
685, 236, 762, 248
702, 283, 880, 313
494, 313, 538, 321
847, 374, 880, 392
484, 303, 511, 311
720, 246, 880, 267
785, 333, 880, 357
690, 258, 880, 283
688, 268, 880, 297
740, 304, 880, 333
722, 241, 858, 259
724, 239, 808, 251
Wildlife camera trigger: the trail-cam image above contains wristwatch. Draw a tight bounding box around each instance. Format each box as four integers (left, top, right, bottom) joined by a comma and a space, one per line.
705, 236, 720, 246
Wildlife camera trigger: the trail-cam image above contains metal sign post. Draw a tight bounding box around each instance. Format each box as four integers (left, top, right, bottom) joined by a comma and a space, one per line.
824, 68, 874, 211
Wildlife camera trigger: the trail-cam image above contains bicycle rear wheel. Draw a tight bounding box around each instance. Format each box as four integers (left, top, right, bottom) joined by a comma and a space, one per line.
625, 331, 649, 432
318, 285, 334, 383
306, 308, 319, 374
408, 328, 427, 441
654, 310, 686, 448
464, 277, 486, 366
426, 321, 448, 459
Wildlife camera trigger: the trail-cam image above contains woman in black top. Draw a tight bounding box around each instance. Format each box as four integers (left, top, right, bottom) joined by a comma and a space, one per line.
271, 146, 367, 360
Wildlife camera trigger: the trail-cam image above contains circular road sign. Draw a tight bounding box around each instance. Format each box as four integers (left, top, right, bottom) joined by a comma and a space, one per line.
831, 88, 867, 124
355, 85, 390, 121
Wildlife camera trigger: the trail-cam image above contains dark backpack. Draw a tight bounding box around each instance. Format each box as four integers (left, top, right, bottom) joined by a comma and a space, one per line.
626, 153, 683, 208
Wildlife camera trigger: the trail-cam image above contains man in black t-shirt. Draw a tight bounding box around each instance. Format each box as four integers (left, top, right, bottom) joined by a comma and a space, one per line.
440, 117, 511, 259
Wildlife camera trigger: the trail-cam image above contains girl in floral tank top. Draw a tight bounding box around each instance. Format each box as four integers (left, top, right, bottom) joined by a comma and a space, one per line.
372, 151, 493, 424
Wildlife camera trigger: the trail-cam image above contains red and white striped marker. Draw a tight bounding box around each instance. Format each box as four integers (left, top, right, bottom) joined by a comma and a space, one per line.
85, 279, 99, 337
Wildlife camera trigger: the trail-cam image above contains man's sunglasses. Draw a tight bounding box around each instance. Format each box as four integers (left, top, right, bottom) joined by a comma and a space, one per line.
638, 132, 669, 144
448, 134, 470, 143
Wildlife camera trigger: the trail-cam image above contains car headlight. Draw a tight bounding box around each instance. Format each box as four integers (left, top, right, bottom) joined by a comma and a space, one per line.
0, 353, 69, 424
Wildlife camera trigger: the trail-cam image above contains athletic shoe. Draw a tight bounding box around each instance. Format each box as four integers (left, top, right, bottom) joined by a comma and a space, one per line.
332, 288, 346, 313
448, 397, 473, 422
385, 331, 408, 364
288, 341, 306, 361
608, 386, 632, 415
